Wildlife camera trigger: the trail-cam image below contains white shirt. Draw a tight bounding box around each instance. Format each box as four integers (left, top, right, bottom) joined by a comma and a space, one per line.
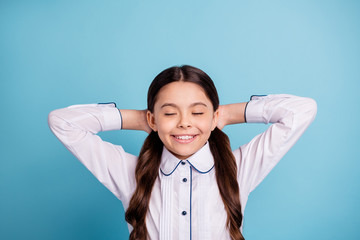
48, 94, 317, 240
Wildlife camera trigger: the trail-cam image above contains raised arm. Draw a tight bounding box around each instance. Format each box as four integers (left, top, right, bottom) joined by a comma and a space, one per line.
216, 102, 248, 129
120, 109, 151, 133
48, 103, 147, 202
226, 95, 317, 195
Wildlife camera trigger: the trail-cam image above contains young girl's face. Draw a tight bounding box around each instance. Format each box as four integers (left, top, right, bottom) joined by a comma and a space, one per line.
147, 81, 219, 160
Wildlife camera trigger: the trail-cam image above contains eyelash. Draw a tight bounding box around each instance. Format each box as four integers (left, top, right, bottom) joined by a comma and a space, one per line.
164, 113, 203, 116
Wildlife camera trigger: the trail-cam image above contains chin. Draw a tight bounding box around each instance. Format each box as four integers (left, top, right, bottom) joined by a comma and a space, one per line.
163, 137, 208, 160
170, 146, 201, 160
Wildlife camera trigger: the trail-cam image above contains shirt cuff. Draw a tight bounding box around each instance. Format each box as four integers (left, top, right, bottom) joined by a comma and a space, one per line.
98, 102, 122, 130
245, 95, 268, 123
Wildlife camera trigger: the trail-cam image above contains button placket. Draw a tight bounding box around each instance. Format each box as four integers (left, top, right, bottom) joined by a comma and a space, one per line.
178, 161, 191, 240
179, 161, 188, 184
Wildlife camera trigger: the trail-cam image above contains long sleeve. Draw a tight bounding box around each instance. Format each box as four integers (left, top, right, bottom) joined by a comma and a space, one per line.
48, 103, 138, 202
235, 94, 317, 195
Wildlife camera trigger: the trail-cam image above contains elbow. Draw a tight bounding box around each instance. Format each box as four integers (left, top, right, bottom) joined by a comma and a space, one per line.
48, 110, 56, 129
48, 109, 66, 132
302, 97, 318, 122
48, 109, 58, 128
308, 97, 317, 118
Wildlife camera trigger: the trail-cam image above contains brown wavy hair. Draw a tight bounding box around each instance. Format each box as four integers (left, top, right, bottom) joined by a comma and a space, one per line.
125, 65, 245, 240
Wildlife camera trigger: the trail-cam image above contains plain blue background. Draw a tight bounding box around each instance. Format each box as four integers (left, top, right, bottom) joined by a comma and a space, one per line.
1, 0, 359, 239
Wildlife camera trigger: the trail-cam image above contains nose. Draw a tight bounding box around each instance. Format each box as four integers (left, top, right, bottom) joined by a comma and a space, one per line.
177, 113, 192, 129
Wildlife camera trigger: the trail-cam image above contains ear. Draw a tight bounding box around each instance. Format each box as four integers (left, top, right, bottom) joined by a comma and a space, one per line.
211, 109, 219, 131
146, 110, 158, 132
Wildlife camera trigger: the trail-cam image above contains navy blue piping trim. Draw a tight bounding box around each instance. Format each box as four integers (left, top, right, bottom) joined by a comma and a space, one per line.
190, 166, 193, 240
160, 161, 183, 176
246, 95, 267, 123
118, 109, 123, 129
249, 94, 267, 100
186, 161, 214, 174
98, 102, 117, 107
98, 102, 122, 129
244, 101, 250, 123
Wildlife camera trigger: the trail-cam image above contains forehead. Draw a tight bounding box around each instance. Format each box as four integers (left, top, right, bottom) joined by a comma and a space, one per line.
155, 81, 211, 107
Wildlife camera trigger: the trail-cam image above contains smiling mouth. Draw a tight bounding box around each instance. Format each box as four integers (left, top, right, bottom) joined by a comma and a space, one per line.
172, 134, 198, 143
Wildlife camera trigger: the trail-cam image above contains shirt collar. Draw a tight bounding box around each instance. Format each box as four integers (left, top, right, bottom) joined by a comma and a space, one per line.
160, 142, 214, 176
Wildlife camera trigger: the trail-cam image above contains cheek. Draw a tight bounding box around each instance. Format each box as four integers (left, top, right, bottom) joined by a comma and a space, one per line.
156, 119, 177, 146
197, 118, 215, 133
156, 118, 176, 134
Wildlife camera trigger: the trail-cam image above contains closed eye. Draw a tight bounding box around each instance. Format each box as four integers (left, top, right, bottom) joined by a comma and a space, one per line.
192, 112, 203, 115
164, 113, 176, 116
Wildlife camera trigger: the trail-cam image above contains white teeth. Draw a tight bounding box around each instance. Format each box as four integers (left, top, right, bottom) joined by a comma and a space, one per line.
175, 135, 194, 140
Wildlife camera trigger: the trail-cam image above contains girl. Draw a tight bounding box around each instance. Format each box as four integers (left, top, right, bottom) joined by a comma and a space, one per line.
48, 65, 317, 240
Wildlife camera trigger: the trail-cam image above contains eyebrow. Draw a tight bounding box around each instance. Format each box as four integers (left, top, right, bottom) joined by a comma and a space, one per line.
160, 102, 208, 109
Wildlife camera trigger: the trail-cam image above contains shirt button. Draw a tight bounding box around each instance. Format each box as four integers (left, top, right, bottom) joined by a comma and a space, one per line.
182, 178, 187, 182
182, 211, 187, 216
181, 161, 186, 165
